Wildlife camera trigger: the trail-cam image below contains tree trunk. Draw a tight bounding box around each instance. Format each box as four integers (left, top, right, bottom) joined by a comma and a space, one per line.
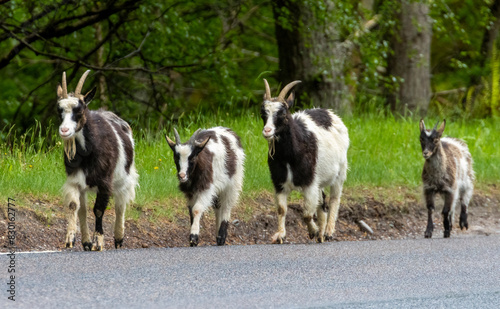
466, 0, 500, 110
386, 0, 431, 115
273, 0, 351, 113
94, 22, 109, 106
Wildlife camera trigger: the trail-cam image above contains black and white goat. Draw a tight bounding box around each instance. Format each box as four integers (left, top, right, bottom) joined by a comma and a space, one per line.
57, 70, 138, 251
260, 79, 349, 243
166, 127, 245, 246
419, 119, 474, 238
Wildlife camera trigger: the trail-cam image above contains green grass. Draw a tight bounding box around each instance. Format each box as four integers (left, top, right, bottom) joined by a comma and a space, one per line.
1, 111, 499, 218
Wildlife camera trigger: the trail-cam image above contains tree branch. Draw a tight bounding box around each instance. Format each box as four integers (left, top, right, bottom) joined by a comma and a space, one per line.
0, 0, 139, 70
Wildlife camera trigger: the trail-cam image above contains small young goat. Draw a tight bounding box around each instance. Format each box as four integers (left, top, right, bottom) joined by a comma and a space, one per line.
419, 119, 474, 238
166, 127, 245, 246
260, 79, 349, 243
57, 70, 138, 251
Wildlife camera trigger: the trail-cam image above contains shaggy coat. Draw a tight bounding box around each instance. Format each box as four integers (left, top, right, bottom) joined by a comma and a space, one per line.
419, 119, 474, 238
58, 71, 138, 251
166, 127, 245, 246
260, 79, 349, 243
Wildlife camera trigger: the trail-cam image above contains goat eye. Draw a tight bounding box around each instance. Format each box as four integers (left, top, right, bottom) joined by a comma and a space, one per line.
434, 139, 439, 144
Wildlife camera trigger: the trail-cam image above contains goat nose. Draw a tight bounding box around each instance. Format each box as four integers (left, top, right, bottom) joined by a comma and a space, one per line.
179, 172, 186, 179
264, 127, 271, 133
61, 127, 69, 133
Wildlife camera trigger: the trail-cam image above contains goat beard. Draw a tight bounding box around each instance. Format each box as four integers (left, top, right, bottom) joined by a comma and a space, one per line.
267, 137, 276, 159
63, 137, 77, 160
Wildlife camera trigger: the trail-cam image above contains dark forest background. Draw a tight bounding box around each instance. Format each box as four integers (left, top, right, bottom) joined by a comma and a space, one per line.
1, 0, 500, 135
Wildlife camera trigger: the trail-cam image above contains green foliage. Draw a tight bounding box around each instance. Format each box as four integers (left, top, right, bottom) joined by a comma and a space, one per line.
1, 0, 500, 135
0, 0, 277, 130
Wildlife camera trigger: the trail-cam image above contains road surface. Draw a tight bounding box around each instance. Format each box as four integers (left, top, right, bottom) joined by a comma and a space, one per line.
1, 235, 499, 308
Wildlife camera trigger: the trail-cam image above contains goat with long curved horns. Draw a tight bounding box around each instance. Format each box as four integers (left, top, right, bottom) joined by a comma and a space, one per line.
57, 70, 138, 251
260, 79, 350, 243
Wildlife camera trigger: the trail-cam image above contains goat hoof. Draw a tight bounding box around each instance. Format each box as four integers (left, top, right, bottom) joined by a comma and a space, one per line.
316, 235, 324, 243
114, 238, 124, 249
65, 232, 76, 248
443, 230, 450, 238
189, 234, 199, 247
82, 242, 92, 251
309, 231, 319, 240
91, 233, 104, 251
216, 236, 226, 246
272, 231, 286, 244
459, 213, 468, 230
424, 227, 433, 238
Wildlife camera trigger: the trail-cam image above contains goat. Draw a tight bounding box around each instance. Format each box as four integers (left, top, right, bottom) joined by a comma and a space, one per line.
166, 127, 245, 246
419, 119, 474, 238
57, 70, 138, 251
260, 79, 350, 243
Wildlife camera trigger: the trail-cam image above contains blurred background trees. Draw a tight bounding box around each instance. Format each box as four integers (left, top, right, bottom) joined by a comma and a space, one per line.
1, 0, 499, 134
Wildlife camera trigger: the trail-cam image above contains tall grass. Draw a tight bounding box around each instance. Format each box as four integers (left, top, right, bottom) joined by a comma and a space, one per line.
1, 111, 499, 210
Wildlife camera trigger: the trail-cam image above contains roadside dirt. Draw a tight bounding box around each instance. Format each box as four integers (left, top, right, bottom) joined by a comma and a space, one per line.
1, 185, 499, 252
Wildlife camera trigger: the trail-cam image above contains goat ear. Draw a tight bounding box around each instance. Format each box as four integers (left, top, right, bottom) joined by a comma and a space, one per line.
57, 84, 63, 99
437, 119, 446, 136
419, 119, 426, 132
165, 135, 176, 150
84, 87, 97, 105
286, 92, 295, 109
193, 136, 210, 156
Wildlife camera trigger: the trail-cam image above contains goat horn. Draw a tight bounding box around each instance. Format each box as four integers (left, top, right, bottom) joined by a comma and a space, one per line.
189, 129, 202, 144
278, 80, 301, 102
263, 78, 272, 101
61, 72, 68, 98
75, 70, 91, 96
173, 128, 181, 145
433, 121, 439, 131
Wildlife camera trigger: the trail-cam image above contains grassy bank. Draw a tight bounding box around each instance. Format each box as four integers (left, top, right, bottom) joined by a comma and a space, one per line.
1, 112, 499, 220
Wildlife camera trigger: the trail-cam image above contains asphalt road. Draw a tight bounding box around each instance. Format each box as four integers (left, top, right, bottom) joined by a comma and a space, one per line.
1, 235, 499, 308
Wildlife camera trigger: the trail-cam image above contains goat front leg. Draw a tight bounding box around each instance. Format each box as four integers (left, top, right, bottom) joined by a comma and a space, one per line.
424, 189, 435, 238
78, 192, 92, 251
325, 183, 342, 241
189, 202, 207, 247
316, 190, 327, 243
92, 192, 110, 251
442, 192, 454, 238
63, 184, 81, 249
272, 192, 289, 244
113, 194, 128, 249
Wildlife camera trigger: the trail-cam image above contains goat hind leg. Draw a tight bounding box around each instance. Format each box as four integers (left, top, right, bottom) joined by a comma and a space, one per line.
460, 188, 472, 230
216, 192, 237, 246
303, 187, 320, 240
